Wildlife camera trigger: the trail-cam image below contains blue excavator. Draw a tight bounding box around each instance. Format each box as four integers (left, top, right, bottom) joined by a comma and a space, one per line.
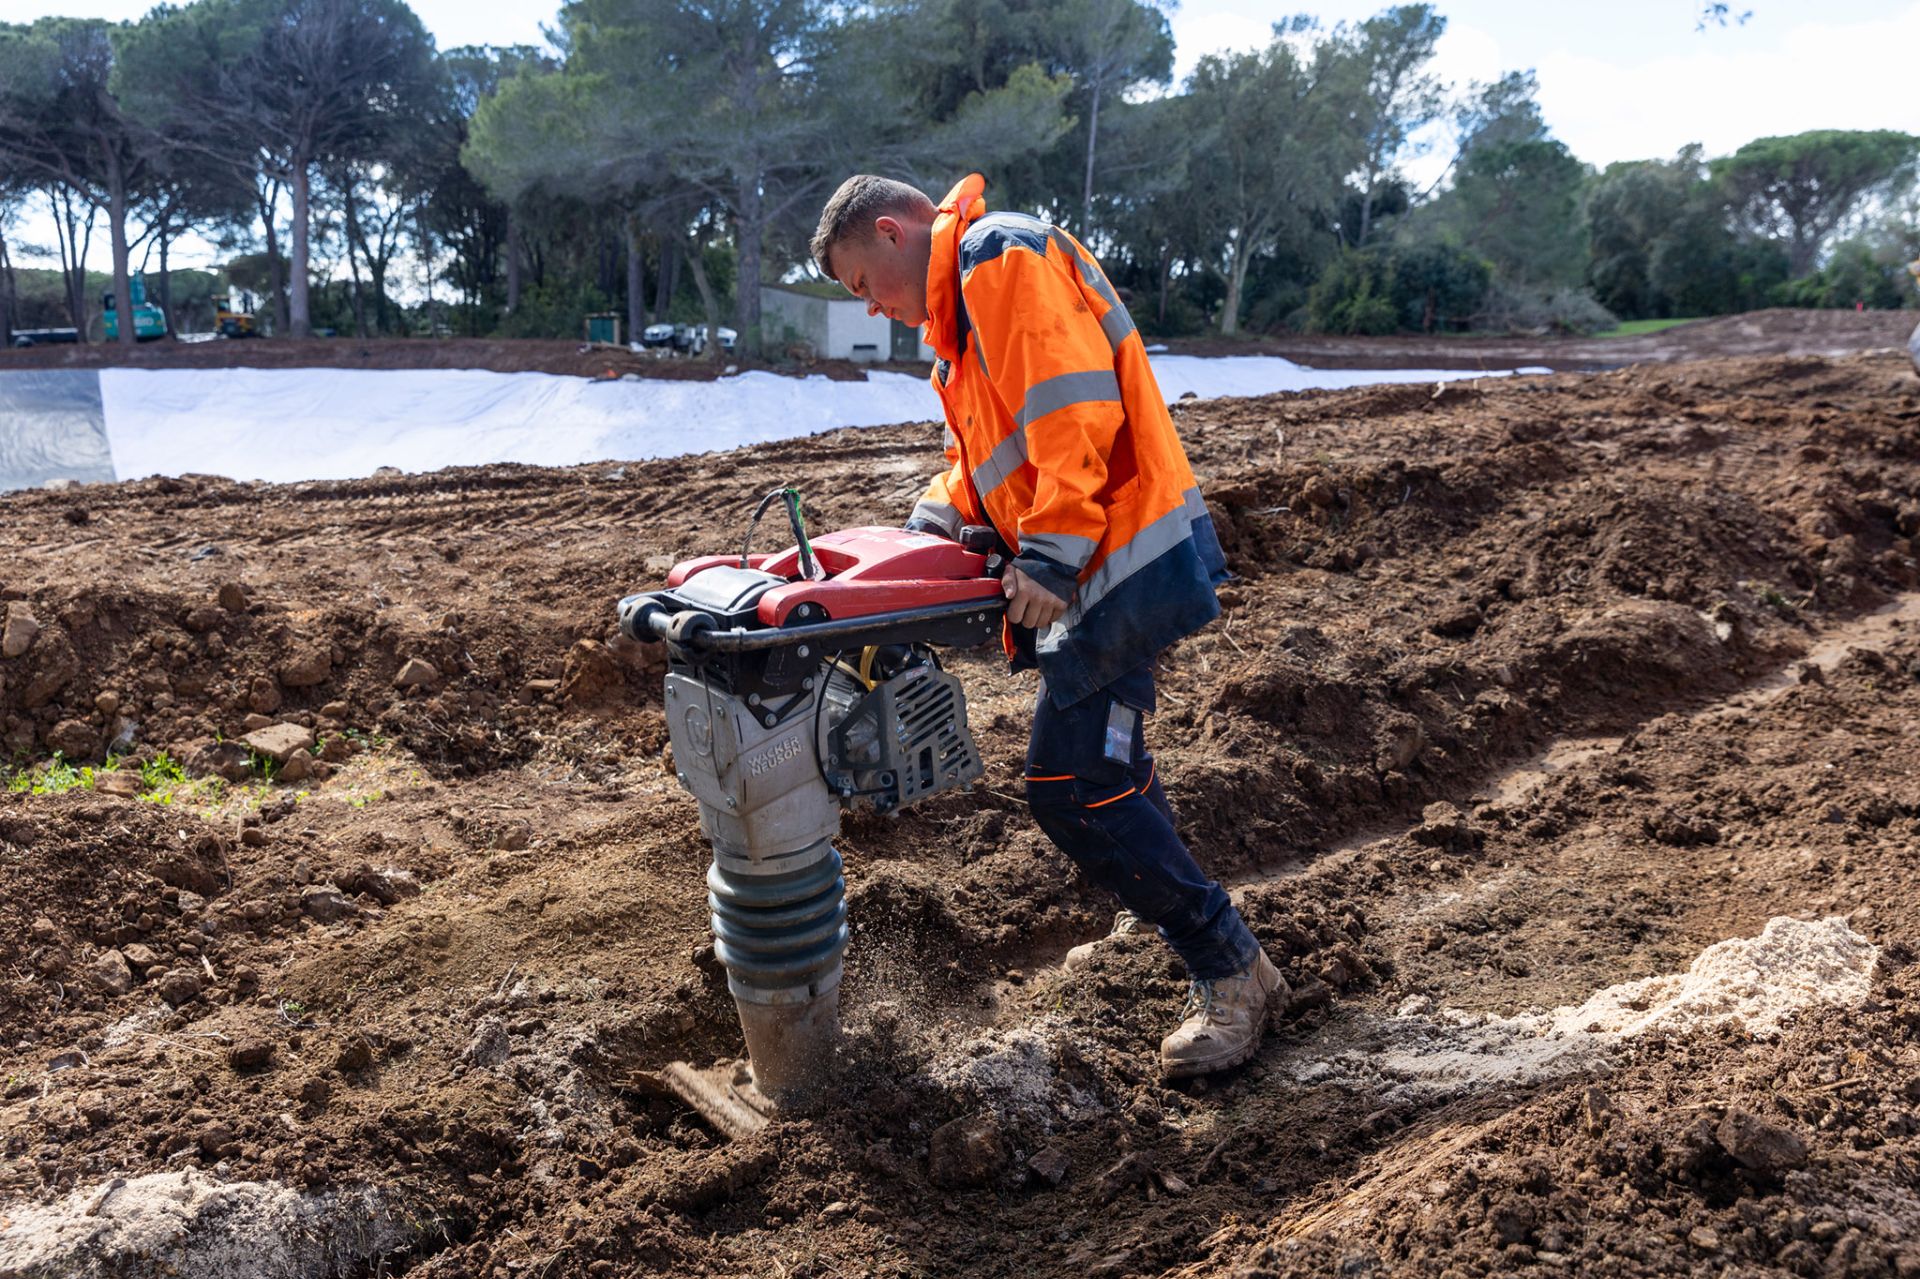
101, 274, 168, 342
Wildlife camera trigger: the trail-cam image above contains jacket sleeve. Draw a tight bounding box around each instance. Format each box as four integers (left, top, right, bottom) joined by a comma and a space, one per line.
907, 425, 967, 539
960, 244, 1121, 579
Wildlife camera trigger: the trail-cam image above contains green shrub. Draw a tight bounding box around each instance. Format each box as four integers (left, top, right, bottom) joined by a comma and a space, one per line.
1307, 250, 1398, 335
1772, 240, 1911, 310
1307, 243, 1493, 335
1475, 283, 1618, 335
493, 280, 614, 340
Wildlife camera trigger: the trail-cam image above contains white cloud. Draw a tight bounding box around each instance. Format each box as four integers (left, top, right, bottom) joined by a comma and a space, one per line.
1536, 3, 1920, 169
1169, 6, 1279, 85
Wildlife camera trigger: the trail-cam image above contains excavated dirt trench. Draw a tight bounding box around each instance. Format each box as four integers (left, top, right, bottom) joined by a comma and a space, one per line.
0, 351, 1918, 1278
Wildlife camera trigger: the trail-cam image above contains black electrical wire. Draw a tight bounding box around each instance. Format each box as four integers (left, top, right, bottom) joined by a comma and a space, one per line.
739, 485, 822, 580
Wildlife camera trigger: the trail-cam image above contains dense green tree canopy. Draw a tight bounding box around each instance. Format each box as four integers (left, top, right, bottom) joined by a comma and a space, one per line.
2, 1, 1915, 348
1715, 129, 1918, 278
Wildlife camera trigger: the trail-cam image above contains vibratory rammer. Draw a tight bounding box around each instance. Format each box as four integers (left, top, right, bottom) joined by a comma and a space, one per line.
618, 510, 1007, 1136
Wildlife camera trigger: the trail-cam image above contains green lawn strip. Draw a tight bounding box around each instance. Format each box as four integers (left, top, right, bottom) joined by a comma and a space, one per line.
1591, 317, 1702, 338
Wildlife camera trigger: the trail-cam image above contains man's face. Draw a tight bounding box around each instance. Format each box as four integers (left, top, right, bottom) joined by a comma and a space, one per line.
831, 214, 931, 328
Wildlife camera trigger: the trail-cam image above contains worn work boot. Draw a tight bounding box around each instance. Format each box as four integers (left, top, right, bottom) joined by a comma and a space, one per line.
1159, 949, 1289, 1079
1062, 910, 1143, 973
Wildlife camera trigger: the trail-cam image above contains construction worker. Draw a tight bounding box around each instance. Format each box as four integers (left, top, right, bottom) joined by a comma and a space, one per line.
811, 173, 1287, 1079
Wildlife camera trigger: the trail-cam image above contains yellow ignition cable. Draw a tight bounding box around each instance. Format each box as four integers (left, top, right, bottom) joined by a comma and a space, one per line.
828, 658, 874, 690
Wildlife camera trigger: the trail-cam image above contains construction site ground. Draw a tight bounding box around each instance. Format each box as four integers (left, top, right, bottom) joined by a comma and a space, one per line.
4, 305, 1913, 377
2, 334, 1919, 1277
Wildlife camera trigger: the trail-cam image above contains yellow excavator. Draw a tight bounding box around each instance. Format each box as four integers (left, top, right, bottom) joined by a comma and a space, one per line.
212, 293, 258, 339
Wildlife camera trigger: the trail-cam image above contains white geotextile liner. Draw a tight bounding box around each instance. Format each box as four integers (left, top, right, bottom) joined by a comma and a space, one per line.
1293, 916, 1879, 1102
97, 366, 939, 485
0, 1169, 412, 1279
93, 357, 1509, 485
0, 369, 115, 492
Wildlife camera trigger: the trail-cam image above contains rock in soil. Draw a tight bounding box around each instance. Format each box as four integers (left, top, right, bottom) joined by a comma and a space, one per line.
927, 1112, 1007, 1188
185, 740, 252, 782
154, 968, 201, 1007
298, 885, 351, 922
276, 647, 331, 688
391, 657, 440, 690
1716, 1108, 1810, 1176
240, 723, 315, 764
2, 603, 40, 658
88, 949, 134, 997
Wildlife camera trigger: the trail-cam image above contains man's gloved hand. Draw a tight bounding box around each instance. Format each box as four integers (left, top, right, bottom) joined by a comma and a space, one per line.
1003, 563, 1069, 631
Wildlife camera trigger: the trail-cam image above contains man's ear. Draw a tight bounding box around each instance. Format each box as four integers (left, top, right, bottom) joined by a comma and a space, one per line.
873, 214, 903, 248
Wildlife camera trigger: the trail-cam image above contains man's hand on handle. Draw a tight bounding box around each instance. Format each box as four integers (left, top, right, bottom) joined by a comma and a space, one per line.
1003, 564, 1068, 631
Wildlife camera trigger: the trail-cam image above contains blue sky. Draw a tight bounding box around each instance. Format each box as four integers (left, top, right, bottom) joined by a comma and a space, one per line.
1168, 0, 1920, 185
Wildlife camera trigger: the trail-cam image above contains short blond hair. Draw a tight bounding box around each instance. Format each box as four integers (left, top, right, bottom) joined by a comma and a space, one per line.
811, 175, 935, 279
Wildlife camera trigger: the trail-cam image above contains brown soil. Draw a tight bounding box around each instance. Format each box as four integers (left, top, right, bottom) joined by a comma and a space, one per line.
1166, 307, 1920, 371
0, 335, 890, 381
1, 306, 1910, 377
2, 350, 1919, 1278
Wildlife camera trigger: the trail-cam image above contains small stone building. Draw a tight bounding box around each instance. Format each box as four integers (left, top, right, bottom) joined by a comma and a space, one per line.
760, 283, 933, 363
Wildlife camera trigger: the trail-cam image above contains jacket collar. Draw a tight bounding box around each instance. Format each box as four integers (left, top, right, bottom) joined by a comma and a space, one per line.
925, 173, 986, 364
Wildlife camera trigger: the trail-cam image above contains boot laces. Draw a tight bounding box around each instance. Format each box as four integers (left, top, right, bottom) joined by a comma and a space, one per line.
1181, 978, 1219, 1023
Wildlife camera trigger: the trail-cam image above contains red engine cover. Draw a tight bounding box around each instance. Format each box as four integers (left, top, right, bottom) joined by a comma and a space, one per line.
666, 526, 1001, 625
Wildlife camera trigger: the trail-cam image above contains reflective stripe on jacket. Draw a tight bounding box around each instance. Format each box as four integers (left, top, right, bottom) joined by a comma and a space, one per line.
916, 172, 1227, 708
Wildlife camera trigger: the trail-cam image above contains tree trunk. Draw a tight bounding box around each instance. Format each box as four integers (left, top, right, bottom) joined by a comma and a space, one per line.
1156, 244, 1172, 329
289, 158, 312, 339
419, 207, 435, 334
655, 241, 676, 318
1221, 240, 1249, 336
625, 213, 646, 344
736, 180, 764, 357
341, 175, 369, 338
158, 233, 173, 338
1081, 78, 1103, 233
1788, 229, 1818, 280
370, 258, 389, 335
106, 146, 136, 348
258, 179, 288, 338
52, 187, 87, 337
1356, 164, 1377, 249
504, 206, 521, 315
683, 234, 721, 362
0, 231, 14, 348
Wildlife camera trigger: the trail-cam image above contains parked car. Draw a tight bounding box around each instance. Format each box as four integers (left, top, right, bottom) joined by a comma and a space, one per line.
681, 324, 739, 355
652, 322, 739, 355
11, 328, 80, 347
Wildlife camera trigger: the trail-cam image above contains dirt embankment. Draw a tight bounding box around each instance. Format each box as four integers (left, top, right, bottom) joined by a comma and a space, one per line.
0, 352, 1917, 1278
1, 306, 1911, 377
1168, 307, 1920, 370
0, 335, 893, 381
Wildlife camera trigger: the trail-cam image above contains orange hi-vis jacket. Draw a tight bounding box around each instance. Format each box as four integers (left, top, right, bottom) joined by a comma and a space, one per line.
911, 173, 1228, 707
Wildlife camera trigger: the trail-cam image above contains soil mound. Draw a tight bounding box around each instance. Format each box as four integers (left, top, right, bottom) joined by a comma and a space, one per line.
1, 350, 1918, 1278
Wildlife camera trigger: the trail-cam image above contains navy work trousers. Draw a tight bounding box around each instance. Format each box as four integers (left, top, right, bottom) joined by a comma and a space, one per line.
1024, 663, 1261, 980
